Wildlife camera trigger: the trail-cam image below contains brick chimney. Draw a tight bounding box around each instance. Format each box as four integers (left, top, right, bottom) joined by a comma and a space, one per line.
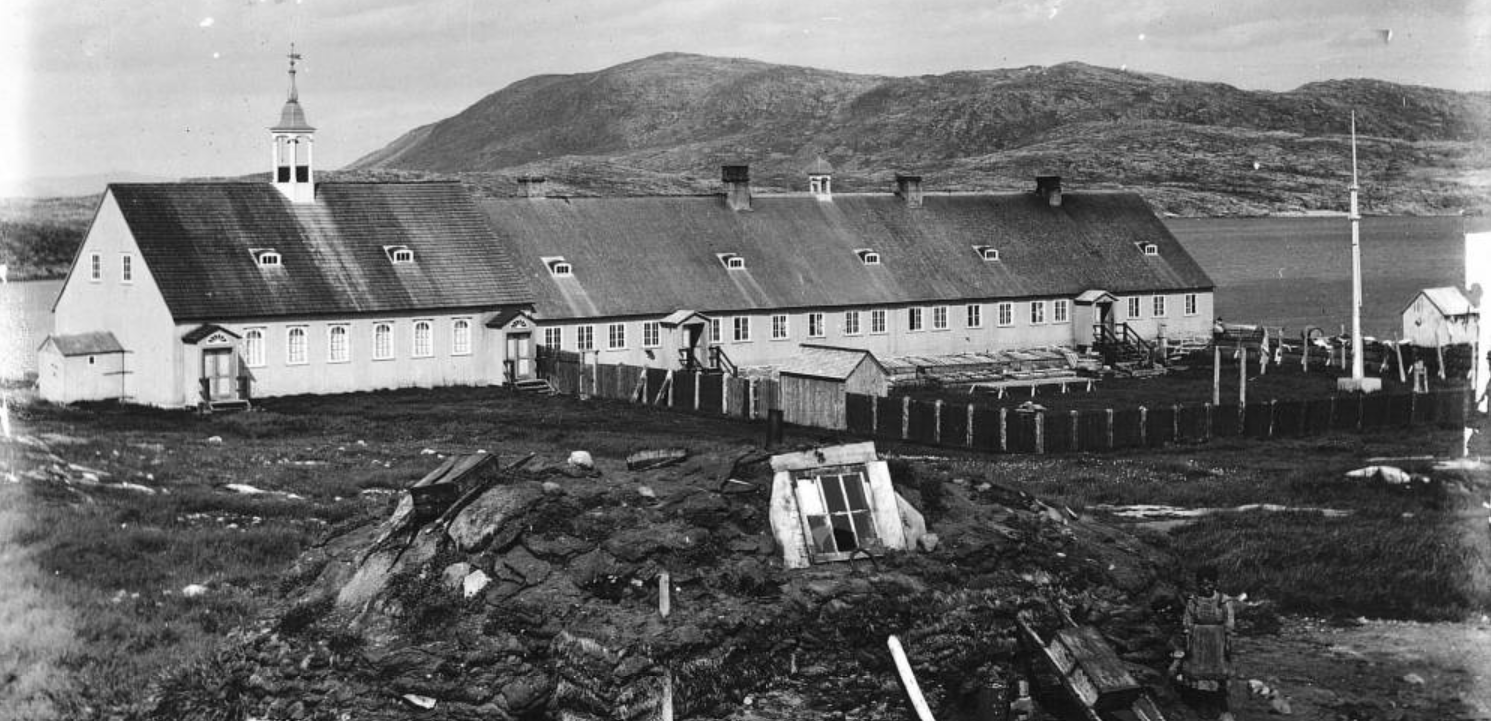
1035, 175, 1062, 207
722, 165, 751, 211
517, 176, 547, 198
895, 174, 923, 208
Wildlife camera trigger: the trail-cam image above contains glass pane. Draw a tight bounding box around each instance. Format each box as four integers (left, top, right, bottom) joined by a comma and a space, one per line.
806, 515, 836, 554
831, 515, 858, 552
841, 473, 868, 510
795, 480, 825, 516
851, 510, 879, 545
822, 476, 848, 513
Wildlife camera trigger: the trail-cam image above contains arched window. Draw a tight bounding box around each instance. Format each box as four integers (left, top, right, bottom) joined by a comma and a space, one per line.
244, 328, 266, 367
287, 327, 307, 365
452, 319, 471, 355
328, 325, 349, 363
413, 321, 433, 358
373, 323, 393, 360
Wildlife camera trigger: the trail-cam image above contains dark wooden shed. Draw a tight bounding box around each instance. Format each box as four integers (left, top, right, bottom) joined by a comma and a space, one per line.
777, 344, 888, 430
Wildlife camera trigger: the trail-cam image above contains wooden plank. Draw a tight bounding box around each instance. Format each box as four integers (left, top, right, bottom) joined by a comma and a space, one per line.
1054, 626, 1142, 699
411, 455, 459, 488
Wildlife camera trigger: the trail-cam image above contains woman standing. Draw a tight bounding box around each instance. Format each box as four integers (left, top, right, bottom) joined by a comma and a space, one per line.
1175, 565, 1235, 721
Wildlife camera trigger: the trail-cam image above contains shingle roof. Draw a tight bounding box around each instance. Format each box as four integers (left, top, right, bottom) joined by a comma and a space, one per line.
479, 191, 1213, 321
43, 331, 125, 356
1412, 286, 1477, 317
109, 182, 531, 321
778, 344, 884, 381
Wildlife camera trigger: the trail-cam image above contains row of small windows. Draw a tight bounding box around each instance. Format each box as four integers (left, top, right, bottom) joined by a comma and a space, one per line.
542, 246, 1019, 277
249, 246, 415, 269
88, 253, 134, 283
241, 319, 471, 367
541, 294, 1198, 351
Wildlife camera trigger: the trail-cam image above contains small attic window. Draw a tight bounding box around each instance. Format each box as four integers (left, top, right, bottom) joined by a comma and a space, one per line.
1137, 242, 1159, 256
385, 245, 415, 264
974, 245, 1000, 261
856, 249, 881, 265
252, 249, 282, 268
719, 253, 747, 270
544, 258, 573, 277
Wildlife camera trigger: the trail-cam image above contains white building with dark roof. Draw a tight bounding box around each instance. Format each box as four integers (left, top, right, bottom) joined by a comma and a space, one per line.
41, 55, 534, 408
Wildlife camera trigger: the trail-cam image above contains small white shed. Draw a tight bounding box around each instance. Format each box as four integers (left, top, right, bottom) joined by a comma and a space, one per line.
37, 332, 127, 403
1401, 287, 1478, 346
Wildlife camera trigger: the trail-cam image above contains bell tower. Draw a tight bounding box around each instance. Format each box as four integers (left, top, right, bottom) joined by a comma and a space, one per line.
270, 45, 315, 203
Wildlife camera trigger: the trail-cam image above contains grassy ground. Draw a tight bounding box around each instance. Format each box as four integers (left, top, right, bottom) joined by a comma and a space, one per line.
2, 385, 1486, 718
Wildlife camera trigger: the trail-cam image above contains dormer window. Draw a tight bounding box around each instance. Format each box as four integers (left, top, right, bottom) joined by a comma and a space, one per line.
544, 257, 573, 277
719, 253, 747, 270
973, 245, 1000, 262
1137, 242, 1159, 256
252, 249, 282, 268
385, 245, 415, 264
855, 249, 881, 265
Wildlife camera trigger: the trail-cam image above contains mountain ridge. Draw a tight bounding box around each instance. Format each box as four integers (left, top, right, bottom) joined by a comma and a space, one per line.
346, 53, 1491, 216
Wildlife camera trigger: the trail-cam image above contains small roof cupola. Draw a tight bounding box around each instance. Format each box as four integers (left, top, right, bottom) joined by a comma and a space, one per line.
270, 45, 316, 204
807, 156, 834, 199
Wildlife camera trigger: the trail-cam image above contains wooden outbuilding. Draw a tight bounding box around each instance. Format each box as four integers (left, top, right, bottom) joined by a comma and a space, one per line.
777, 344, 888, 430
36, 331, 127, 404
1401, 286, 1478, 346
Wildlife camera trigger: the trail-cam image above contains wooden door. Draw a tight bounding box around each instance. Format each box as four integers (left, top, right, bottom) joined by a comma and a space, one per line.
506, 332, 533, 379
202, 348, 236, 400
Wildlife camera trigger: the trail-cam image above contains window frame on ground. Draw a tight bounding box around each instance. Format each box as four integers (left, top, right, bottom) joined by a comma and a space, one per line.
244, 328, 266, 368
792, 465, 884, 563
328, 324, 350, 363
808, 312, 825, 339
373, 322, 394, 360
772, 314, 789, 340
286, 326, 308, 365
412, 320, 434, 358
452, 318, 472, 356
870, 309, 887, 335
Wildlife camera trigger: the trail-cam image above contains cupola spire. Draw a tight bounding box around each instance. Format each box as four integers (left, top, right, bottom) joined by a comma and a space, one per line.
270, 44, 316, 203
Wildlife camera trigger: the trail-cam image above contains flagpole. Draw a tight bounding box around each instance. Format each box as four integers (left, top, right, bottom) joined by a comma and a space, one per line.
1339, 111, 1381, 393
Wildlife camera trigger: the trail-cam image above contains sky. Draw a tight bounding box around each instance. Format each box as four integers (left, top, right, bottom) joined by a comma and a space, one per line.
3, 0, 1488, 187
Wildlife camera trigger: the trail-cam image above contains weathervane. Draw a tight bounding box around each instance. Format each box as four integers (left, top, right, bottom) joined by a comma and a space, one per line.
287, 43, 301, 102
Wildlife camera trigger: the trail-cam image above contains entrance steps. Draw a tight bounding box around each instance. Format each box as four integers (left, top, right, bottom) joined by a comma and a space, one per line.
512, 378, 557, 396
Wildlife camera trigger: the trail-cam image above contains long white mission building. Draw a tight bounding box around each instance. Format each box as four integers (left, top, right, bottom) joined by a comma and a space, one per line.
40, 58, 1215, 408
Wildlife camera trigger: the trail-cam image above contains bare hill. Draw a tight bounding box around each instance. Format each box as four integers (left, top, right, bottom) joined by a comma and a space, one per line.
348, 53, 1491, 216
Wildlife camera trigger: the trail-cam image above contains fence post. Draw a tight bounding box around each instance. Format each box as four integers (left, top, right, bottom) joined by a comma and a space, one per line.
1355, 393, 1363, 431
966, 404, 975, 448
999, 408, 1008, 452
694, 372, 702, 412
1138, 406, 1148, 446
1203, 403, 1213, 441
1327, 395, 1336, 430
871, 394, 879, 435
1034, 411, 1045, 454
902, 396, 911, 440
1267, 399, 1276, 438
934, 400, 944, 445
1070, 410, 1080, 452
1105, 408, 1115, 449
1172, 404, 1181, 441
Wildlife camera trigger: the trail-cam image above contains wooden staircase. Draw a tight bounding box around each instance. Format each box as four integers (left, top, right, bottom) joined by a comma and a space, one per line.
1093, 323, 1157, 372
512, 378, 557, 395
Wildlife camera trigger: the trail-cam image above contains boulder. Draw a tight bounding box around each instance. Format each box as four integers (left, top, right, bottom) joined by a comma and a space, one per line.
447, 484, 544, 553
567, 450, 594, 469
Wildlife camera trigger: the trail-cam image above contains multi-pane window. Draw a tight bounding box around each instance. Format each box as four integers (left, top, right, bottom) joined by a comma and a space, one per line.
709, 318, 721, 344
772, 314, 789, 340
966, 304, 982, 328
870, 309, 887, 334
1127, 297, 1142, 318
544, 326, 562, 349
374, 323, 393, 360
1030, 301, 1047, 325
89, 253, 102, 281
932, 306, 949, 330
908, 307, 924, 331
793, 468, 881, 560
1184, 293, 1198, 316
844, 311, 861, 335
998, 302, 1014, 326
244, 328, 266, 367
607, 323, 626, 349
808, 313, 825, 338
287, 327, 308, 365
642, 321, 660, 348
413, 321, 433, 357
1053, 300, 1070, 323
1153, 295, 1167, 317
577, 325, 595, 351
452, 319, 471, 355
328, 325, 350, 363
121, 254, 133, 283
732, 317, 751, 342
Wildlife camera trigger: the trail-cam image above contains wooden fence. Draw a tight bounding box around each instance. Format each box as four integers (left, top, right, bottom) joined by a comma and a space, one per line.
540, 351, 779, 421
842, 387, 1471, 454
